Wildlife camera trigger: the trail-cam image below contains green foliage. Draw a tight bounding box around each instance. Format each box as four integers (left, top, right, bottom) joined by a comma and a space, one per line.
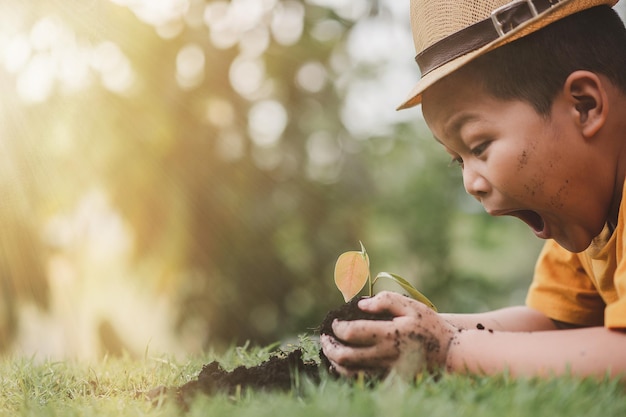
374, 272, 437, 311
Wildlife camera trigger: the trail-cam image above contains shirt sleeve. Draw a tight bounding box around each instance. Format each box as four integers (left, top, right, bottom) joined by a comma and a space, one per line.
526, 240, 605, 327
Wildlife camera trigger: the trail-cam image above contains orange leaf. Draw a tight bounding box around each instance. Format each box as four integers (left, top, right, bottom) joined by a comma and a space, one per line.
334, 249, 369, 302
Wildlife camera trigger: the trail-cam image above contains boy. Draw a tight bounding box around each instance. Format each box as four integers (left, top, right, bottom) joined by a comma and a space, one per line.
320, 0, 626, 380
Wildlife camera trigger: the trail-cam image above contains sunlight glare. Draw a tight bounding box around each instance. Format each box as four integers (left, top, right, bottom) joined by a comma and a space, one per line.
239, 26, 270, 57
16, 54, 55, 103
109, 0, 189, 27
204, 0, 281, 51
3, 34, 31, 74
271, 1, 304, 46
229, 56, 265, 98
91, 41, 135, 94
295, 61, 327, 93
224, 0, 266, 33
4, 15, 96, 102
30, 16, 64, 51
310, 19, 344, 43
56, 40, 93, 93
203, 1, 238, 49
176, 43, 205, 90
247, 100, 287, 148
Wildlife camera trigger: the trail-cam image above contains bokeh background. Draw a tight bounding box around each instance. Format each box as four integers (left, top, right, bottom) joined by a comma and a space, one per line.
2, 0, 622, 360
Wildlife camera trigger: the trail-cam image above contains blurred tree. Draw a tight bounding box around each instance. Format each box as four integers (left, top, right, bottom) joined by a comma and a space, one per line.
0, 0, 543, 354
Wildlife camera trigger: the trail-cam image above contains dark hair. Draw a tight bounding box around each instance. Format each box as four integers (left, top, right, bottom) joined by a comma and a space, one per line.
457, 5, 626, 115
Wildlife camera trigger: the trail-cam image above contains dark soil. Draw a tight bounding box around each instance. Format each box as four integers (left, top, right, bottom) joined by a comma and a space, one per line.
146, 297, 393, 406
318, 297, 395, 336
318, 297, 394, 375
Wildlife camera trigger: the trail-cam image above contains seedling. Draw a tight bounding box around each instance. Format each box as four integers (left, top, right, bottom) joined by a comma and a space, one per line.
333, 242, 437, 311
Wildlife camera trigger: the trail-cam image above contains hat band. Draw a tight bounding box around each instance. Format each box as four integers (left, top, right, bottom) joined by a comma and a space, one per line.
415, 0, 562, 76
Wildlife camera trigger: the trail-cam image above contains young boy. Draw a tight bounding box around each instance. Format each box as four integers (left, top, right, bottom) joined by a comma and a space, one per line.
320, 0, 626, 380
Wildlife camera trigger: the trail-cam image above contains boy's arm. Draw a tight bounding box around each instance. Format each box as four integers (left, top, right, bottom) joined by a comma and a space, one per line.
321, 292, 626, 380
441, 306, 559, 332
448, 326, 626, 379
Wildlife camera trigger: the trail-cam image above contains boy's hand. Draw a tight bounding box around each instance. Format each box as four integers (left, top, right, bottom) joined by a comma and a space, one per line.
320, 291, 456, 380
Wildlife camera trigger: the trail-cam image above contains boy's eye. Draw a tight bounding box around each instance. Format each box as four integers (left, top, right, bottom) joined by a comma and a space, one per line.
470, 141, 490, 157
448, 140, 490, 168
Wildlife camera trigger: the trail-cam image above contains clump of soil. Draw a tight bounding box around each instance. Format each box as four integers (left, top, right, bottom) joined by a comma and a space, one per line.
149, 297, 393, 406
145, 349, 319, 408
318, 297, 394, 336
318, 297, 394, 375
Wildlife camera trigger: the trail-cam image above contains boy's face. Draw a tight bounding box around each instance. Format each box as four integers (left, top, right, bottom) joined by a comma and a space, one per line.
421, 74, 611, 253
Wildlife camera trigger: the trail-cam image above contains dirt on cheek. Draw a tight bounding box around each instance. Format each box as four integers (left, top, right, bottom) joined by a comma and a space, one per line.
549, 180, 568, 210
517, 150, 528, 171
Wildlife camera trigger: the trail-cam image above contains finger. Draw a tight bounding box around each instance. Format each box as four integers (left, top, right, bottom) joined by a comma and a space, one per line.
320, 334, 362, 377
323, 354, 387, 380
332, 319, 397, 347
320, 334, 399, 369
358, 291, 426, 317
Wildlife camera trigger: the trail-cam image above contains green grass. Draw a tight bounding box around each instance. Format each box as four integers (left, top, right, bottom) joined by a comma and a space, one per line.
1, 336, 625, 417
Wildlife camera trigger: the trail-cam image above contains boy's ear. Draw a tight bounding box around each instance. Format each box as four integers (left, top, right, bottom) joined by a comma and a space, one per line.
563, 70, 608, 138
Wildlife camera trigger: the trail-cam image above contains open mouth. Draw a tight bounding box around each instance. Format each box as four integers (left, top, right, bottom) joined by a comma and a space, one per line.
507, 210, 546, 235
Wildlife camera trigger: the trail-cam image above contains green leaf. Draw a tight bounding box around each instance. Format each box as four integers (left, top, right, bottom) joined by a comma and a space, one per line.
374, 272, 438, 311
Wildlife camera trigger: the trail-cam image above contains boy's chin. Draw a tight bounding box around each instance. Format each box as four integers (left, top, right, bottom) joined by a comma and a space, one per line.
553, 234, 593, 254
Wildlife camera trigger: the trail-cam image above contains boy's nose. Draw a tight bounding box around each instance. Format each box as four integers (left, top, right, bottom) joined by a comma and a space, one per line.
462, 166, 489, 201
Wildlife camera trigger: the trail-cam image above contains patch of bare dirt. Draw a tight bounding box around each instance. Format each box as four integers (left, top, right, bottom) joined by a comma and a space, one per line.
146, 297, 393, 406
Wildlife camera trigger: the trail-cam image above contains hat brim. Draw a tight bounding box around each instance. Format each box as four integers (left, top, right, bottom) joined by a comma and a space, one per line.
397, 0, 618, 110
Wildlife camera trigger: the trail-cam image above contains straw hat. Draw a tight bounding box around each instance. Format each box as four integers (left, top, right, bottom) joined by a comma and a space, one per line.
398, 0, 618, 110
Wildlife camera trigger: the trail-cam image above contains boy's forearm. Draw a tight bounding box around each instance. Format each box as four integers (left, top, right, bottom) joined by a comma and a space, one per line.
446, 326, 626, 379
441, 306, 557, 332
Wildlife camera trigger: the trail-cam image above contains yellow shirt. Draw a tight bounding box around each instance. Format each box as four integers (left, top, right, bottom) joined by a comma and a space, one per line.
526, 190, 626, 329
